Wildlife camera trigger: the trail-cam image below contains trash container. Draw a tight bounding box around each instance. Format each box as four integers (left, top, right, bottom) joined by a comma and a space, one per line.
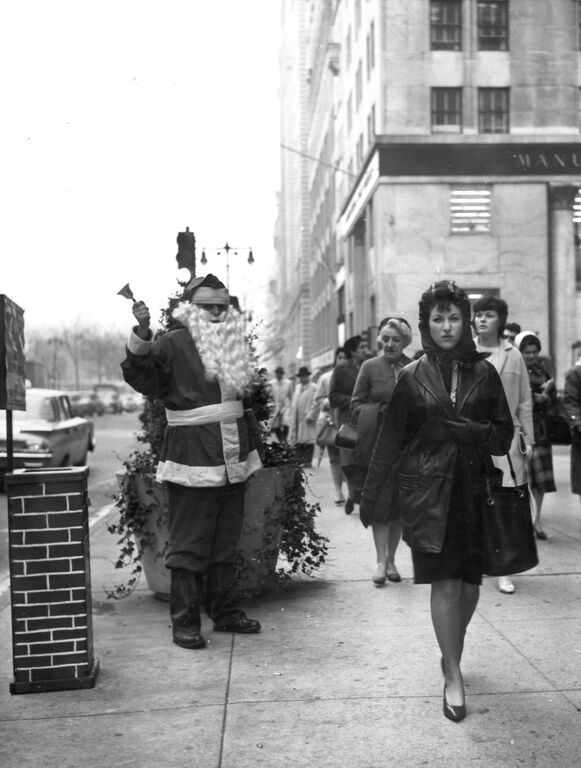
6, 466, 99, 694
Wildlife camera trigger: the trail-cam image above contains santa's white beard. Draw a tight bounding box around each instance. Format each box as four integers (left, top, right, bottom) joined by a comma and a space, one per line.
172, 302, 253, 394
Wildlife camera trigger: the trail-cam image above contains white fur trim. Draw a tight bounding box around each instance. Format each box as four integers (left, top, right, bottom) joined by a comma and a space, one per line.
155, 450, 262, 487
127, 328, 153, 355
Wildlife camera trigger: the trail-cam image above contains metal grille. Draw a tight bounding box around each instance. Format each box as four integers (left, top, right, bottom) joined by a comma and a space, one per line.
450, 187, 492, 233
574, 189, 581, 223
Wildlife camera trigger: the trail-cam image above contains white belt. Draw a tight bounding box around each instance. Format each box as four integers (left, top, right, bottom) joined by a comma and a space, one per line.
165, 400, 243, 426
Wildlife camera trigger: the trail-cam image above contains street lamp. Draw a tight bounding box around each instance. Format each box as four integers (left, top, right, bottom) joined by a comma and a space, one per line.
200, 242, 254, 290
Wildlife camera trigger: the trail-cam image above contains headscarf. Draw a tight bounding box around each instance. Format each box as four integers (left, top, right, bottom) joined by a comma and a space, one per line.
418, 280, 488, 389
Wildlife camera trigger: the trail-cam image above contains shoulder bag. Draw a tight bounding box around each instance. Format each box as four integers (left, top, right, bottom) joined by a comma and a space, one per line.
316, 416, 338, 448
334, 422, 358, 450
482, 452, 538, 577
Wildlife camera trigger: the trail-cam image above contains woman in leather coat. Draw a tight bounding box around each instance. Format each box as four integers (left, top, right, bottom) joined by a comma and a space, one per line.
361, 281, 513, 722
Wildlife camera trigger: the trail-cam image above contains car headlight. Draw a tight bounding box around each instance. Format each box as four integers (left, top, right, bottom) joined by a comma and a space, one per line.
22, 437, 51, 452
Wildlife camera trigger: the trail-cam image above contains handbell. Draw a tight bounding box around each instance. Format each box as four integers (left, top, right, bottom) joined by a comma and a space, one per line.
117, 283, 136, 302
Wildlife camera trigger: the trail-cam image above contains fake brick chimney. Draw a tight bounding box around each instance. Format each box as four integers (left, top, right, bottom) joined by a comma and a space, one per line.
6, 467, 99, 694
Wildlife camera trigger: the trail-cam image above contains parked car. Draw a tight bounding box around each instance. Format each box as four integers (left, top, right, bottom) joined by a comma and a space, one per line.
93, 383, 123, 414
70, 390, 105, 418
118, 386, 144, 413
0, 388, 95, 482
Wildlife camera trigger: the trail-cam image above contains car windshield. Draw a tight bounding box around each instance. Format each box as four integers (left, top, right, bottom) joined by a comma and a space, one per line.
9, 393, 55, 421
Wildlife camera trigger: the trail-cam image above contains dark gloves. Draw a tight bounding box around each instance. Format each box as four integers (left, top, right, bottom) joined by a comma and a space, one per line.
443, 416, 491, 445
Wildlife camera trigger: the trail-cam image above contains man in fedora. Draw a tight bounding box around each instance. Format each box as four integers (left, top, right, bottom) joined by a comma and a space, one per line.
121, 273, 262, 649
289, 365, 318, 467
269, 364, 293, 445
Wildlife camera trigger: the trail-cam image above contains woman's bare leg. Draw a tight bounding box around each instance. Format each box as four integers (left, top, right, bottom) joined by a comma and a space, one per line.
386, 520, 402, 574
532, 488, 545, 534
430, 579, 471, 706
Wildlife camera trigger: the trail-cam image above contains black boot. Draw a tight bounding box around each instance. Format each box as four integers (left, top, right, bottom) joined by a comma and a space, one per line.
205, 562, 261, 634
170, 568, 206, 649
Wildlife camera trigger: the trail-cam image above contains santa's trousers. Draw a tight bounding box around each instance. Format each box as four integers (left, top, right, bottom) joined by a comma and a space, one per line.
165, 481, 247, 627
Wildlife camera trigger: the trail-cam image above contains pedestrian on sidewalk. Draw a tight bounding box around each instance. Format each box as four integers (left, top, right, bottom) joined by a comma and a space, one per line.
351, 316, 414, 586
329, 335, 369, 515
473, 296, 534, 595
121, 273, 262, 650
288, 366, 318, 467
564, 344, 581, 517
269, 366, 293, 445
312, 347, 348, 504
361, 281, 513, 722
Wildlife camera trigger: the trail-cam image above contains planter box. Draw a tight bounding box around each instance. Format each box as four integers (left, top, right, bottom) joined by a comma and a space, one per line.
236, 465, 296, 596
114, 465, 296, 599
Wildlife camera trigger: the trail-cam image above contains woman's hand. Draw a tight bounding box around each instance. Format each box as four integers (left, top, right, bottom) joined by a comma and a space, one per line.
443, 417, 491, 444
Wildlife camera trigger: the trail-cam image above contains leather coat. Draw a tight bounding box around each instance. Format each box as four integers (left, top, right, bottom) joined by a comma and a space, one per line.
362, 355, 513, 553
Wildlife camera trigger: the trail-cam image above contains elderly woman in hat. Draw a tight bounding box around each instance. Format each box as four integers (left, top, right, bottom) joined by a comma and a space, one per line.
351, 316, 414, 586
288, 365, 318, 467
122, 273, 262, 650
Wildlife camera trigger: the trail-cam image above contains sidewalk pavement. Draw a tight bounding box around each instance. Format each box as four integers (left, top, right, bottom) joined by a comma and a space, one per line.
1, 447, 581, 768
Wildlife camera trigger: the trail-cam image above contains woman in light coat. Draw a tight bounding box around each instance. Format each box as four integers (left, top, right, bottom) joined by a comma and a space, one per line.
288, 366, 318, 467
473, 296, 534, 595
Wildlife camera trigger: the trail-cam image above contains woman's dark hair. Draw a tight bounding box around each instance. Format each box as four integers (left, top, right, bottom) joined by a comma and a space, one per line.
472, 296, 508, 337
333, 346, 346, 365
418, 281, 472, 328
505, 322, 521, 335
343, 335, 363, 358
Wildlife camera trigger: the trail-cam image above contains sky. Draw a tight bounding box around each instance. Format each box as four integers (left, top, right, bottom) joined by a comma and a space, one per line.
1, 0, 281, 336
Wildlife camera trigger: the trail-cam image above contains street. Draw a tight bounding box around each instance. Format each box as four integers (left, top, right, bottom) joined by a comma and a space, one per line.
0, 411, 141, 611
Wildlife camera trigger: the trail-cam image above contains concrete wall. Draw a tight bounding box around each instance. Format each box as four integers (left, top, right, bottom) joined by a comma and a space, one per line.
370, 180, 550, 355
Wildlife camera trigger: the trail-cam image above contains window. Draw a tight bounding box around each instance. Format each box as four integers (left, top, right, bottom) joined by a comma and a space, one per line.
367, 104, 375, 144
430, 1, 462, 51
450, 186, 492, 233
366, 22, 375, 77
431, 88, 462, 133
355, 60, 363, 107
478, 88, 509, 133
346, 26, 352, 69
477, 1, 508, 51
347, 93, 353, 133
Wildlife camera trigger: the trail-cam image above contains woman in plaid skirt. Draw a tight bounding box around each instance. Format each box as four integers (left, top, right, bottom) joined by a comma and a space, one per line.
515, 331, 557, 540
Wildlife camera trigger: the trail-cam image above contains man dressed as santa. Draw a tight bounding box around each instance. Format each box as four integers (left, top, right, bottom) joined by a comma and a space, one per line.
122, 273, 262, 649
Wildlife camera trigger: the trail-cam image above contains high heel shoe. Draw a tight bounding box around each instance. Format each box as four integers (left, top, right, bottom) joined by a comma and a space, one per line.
442, 685, 466, 723
534, 526, 548, 540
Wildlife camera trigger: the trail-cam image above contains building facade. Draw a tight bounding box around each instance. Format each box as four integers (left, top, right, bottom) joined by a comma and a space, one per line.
277, 0, 581, 383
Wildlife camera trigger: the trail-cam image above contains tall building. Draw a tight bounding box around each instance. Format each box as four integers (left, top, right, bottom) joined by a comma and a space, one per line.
277, 0, 581, 383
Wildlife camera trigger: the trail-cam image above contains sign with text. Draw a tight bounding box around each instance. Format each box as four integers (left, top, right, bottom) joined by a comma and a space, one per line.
0, 295, 26, 410
377, 143, 581, 178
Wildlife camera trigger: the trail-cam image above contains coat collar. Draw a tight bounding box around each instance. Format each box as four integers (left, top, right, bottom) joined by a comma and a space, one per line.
413, 355, 487, 419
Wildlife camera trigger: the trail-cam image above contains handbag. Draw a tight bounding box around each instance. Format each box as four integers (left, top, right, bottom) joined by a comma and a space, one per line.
315, 418, 338, 448
482, 453, 538, 577
334, 422, 358, 450
546, 396, 572, 445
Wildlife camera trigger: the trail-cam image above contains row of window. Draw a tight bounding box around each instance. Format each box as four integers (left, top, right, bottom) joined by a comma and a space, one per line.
431, 0, 509, 51
432, 87, 508, 133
